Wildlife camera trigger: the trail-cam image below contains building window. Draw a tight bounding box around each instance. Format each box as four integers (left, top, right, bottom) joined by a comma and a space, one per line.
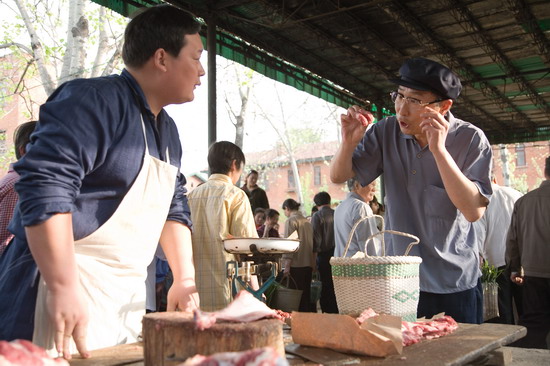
314, 166, 321, 186
288, 169, 295, 189
516, 144, 526, 167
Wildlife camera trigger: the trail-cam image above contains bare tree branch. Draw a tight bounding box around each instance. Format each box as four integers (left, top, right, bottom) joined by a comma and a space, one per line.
14, 0, 56, 95
0, 43, 34, 55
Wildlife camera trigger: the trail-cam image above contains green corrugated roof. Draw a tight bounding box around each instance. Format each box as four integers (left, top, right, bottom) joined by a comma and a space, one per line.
91, 0, 390, 117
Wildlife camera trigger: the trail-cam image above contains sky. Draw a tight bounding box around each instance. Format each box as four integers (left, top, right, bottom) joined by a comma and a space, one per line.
166, 55, 345, 175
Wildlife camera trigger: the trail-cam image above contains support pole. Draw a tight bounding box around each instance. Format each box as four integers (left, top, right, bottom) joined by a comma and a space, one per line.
207, 14, 217, 147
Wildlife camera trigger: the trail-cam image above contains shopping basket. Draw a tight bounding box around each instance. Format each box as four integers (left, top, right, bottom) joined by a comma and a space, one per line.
330, 215, 422, 322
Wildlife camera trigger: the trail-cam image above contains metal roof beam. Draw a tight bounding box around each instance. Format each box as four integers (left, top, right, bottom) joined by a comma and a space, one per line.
505, 0, 550, 66
379, 0, 535, 132
444, 0, 550, 120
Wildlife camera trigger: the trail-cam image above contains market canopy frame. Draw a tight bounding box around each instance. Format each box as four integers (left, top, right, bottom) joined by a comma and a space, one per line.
92, 0, 550, 145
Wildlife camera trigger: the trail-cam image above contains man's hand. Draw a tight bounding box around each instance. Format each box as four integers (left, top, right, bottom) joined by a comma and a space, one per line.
167, 279, 200, 312
420, 107, 449, 152
25, 214, 90, 360
281, 258, 292, 277
48, 285, 90, 360
340, 105, 374, 145
511, 272, 524, 285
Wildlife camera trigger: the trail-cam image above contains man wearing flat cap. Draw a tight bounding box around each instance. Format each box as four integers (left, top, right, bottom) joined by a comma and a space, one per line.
506, 156, 550, 348
330, 58, 493, 324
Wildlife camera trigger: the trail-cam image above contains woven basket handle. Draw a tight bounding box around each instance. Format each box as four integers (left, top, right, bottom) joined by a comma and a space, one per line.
342, 214, 385, 257
364, 230, 420, 256
280, 274, 298, 289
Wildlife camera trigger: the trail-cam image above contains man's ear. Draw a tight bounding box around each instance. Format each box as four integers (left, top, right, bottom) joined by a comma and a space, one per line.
229, 159, 238, 173
440, 99, 453, 115
152, 48, 168, 72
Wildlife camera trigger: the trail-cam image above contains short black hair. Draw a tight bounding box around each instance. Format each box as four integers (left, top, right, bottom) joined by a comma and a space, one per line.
246, 170, 259, 179
14, 121, 37, 159
208, 141, 245, 175
313, 191, 331, 206
122, 5, 201, 68
282, 198, 300, 211
254, 207, 266, 216
266, 209, 279, 219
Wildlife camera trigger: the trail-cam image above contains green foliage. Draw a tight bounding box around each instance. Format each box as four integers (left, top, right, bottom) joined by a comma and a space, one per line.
286, 127, 322, 149
481, 260, 503, 283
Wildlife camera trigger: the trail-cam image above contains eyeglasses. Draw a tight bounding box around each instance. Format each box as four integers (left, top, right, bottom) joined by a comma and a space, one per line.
390, 91, 445, 107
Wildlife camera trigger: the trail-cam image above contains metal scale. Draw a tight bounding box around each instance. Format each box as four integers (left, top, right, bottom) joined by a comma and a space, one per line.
223, 238, 300, 301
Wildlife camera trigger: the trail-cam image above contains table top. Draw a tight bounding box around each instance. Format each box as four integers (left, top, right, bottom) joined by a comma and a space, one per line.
69, 322, 526, 366
285, 323, 526, 365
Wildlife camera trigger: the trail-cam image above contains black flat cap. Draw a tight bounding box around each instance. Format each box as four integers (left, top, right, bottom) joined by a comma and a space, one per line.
390, 58, 462, 100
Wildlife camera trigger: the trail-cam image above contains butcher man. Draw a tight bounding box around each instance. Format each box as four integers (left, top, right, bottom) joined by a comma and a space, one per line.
0, 4, 203, 359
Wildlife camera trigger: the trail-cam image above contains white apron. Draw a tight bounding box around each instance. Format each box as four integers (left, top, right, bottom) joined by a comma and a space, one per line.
33, 117, 178, 353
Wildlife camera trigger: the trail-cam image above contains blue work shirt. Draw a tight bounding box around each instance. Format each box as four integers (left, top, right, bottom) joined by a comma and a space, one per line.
0, 69, 192, 340
352, 112, 492, 293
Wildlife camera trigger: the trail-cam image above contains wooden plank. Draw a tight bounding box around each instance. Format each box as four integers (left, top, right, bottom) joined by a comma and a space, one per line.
347, 323, 525, 366
486, 347, 513, 366
69, 343, 143, 366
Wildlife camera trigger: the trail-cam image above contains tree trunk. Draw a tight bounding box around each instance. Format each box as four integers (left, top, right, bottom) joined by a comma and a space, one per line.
91, 6, 109, 78
499, 144, 510, 186
234, 86, 249, 149
60, 0, 89, 83
14, 0, 56, 95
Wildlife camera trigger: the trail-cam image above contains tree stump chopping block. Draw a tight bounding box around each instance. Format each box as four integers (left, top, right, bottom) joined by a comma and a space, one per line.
142, 312, 284, 366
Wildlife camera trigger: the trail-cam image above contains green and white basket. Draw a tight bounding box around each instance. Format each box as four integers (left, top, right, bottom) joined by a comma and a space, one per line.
330, 215, 422, 322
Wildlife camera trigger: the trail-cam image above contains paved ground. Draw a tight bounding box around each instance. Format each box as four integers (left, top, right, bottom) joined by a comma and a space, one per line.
505, 346, 550, 366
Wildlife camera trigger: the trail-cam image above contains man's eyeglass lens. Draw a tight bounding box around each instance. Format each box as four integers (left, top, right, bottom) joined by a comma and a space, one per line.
390, 91, 443, 107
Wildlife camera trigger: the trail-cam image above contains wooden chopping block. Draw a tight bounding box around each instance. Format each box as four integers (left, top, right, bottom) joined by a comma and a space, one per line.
142, 312, 284, 366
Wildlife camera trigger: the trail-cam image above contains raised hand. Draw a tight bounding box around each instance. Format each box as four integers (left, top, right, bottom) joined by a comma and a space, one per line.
340, 105, 374, 145
419, 107, 449, 153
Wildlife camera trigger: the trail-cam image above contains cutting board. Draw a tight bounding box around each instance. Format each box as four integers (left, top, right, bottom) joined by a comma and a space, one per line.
142, 312, 284, 365
69, 343, 143, 366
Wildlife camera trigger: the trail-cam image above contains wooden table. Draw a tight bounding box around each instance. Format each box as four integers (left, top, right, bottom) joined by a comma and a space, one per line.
285, 323, 526, 365
69, 323, 526, 366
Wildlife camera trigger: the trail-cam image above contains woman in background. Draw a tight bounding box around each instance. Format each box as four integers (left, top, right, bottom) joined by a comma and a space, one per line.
242, 170, 269, 213
281, 199, 315, 312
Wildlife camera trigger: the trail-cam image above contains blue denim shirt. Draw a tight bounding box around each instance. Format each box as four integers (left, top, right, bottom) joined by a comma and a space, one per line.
352, 112, 493, 293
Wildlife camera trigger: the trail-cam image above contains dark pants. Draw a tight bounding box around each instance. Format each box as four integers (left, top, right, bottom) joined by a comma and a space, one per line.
513, 276, 550, 349
317, 250, 338, 313
288, 267, 315, 312
417, 278, 483, 324
0, 238, 39, 341
485, 266, 522, 325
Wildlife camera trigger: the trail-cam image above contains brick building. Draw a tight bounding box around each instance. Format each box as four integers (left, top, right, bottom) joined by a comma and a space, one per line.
246, 141, 347, 215
491, 141, 550, 193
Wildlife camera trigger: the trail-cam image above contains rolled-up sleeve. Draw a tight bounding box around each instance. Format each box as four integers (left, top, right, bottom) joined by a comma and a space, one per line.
14, 82, 119, 227
167, 171, 193, 230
